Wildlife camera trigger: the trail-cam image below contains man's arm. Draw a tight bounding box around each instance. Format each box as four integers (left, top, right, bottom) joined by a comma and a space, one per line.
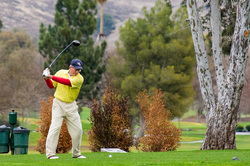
52, 76, 72, 86
43, 68, 71, 87
45, 74, 71, 86
44, 78, 54, 89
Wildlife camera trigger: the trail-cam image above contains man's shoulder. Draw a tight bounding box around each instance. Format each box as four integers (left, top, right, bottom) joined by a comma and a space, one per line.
55, 69, 68, 75
70, 73, 84, 88
58, 69, 68, 73
76, 73, 84, 82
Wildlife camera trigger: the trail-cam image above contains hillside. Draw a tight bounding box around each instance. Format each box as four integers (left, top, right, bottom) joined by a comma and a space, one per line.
1, 0, 55, 37
0, 0, 157, 38
0, 0, 183, 49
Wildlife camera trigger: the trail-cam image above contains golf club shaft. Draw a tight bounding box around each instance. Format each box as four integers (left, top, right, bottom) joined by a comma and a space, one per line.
48, 41, 74, 69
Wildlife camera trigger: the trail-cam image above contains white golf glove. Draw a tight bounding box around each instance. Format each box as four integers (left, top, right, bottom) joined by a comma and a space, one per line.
43, 68, 50, 77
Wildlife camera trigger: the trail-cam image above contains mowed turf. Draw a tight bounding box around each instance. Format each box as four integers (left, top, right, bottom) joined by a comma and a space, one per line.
0, 150, 250, 166
6, 108, 250, 166
19, 108, 250, 151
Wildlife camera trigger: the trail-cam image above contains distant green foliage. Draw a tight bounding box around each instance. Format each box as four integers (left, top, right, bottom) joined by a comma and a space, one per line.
0, 20, 2, 31
246, 125, 250, 132
39, 0, 106, 100
96, 13, 115, 36
236, 125, 244, 132
109, 1, 195, 117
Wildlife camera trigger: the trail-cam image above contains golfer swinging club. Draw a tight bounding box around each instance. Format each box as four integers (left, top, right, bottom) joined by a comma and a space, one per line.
43, 59, 85, 159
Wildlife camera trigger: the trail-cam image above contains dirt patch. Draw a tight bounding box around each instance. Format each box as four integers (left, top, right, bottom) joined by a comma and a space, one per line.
181, 117, 206, 123
239, 117, 250, 122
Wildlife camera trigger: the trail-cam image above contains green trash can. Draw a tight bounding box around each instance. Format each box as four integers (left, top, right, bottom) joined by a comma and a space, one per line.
13, 127, 30, 155
0, 125, 10, 153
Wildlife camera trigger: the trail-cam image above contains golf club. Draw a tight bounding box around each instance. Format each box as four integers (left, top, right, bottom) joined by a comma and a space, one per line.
43, 40, 80, 77
48, 40, 80, 69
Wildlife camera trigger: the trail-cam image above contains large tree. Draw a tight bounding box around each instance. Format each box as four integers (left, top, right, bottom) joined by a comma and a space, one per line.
186, 0, 250, 150
39, 0, 106, 101
109, 1, 195, 137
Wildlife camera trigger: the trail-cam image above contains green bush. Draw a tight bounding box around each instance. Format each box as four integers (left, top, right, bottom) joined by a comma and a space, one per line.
236, 125, 244, 132
246, 125, 250, 132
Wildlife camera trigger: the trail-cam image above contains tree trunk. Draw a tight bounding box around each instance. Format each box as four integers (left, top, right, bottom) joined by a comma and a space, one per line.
186, 0, 250, 150
202, 107, 238, 150
100, 2, 104, 35
197, 106, 203, 123
135, 112, 145, 139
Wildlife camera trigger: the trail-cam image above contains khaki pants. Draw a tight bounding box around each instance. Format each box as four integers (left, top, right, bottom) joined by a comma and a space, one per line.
46, 98, 82, 158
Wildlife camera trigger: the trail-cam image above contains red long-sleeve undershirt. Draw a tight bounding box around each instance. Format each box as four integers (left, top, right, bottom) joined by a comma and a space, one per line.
44, 76, 71, 89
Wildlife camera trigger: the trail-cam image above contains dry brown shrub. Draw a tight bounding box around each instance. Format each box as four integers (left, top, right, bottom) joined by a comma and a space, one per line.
35, 96, 72, 154
88, 87, 133, 152
136, 89, 182, 152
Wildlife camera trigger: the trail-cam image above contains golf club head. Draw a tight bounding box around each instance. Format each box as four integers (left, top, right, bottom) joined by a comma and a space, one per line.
72, 40, 80, 46
46, 40, 80, 69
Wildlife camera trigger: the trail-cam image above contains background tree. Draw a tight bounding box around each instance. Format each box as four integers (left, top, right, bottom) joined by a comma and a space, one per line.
109, 1, 195, 138
97, 0, 108, 36
96, 13, 115, 37
0, 19, 2, 32
186, 0, 250, 150
39, 0, 106, 101
192, 72, 204, 123
0, 30, 47, 121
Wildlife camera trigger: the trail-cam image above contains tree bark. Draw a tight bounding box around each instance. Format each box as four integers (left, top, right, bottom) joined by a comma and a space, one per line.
186, 0, 250, 150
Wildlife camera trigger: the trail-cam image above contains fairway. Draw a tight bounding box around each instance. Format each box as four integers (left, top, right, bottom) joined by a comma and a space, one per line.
0, 150, 249, 166
3, 108, 249, 165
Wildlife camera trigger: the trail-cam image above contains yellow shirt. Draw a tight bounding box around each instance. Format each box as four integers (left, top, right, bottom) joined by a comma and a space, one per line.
52, 69, 84, 102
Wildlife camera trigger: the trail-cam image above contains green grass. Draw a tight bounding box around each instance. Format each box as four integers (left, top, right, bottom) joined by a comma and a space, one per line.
236, 135, 250, 149
181, 135, 204, 142
29, 132, 40, 146
21, 108, 250, 152
174, 121, 207, 130
18, 118, 39, 131
237, 122, 250, 128
80, 107, 91, 146
26, 132, 250, 152
0, 150, 250, 166
181, 109, 197, 119
5, 108, 250, 165
178, 143, 203, 151
81, 107, 91, 132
